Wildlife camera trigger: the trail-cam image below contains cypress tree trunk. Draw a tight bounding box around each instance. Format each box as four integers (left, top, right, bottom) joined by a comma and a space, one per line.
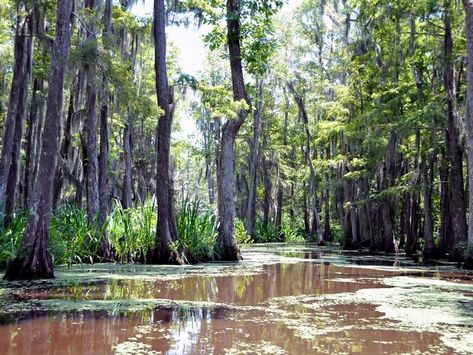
150, 0, 182, 264
262, 157, 272, 226
275, 171, 283, 232
323, 156, 333, 242
82, 0, 101, 225
52, 93, 74, 208
422, 154, 435, 257
122, 124, 133, 208
98, 90, 110, 211
245, 80, 262, 236
24, 78, 44, 207
98, 81, 111, 257
218, 127, 242, 259
4, 0, 72, 280
462, 0, 473, 267
0, 2, 33, 221
215, 0, 251, 261
275, 92, 288, 232
439, 152, 452, 255
83, 60, 100, 221
303, 183, 310, 234
96, 0, 113, 257
381, 132, 397, 254
444, 4, 468, 259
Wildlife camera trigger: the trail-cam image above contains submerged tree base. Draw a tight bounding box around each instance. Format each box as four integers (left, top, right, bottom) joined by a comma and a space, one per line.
3, 254, 54, 280
216, 245, 242, 261
464, 246, 473, 270
147, 248, 186, 265
4, 226, 55, 280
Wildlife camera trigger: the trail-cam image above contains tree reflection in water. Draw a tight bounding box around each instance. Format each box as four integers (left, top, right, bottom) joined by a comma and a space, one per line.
0, 245, 472, 354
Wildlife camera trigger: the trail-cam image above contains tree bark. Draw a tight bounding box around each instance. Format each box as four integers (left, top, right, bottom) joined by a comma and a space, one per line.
439, 152, 452, 255
52, 92, 74, 208
122, 124, 133, 208
94, 0, 113, 257
150, 0, 182, 264
0, 2, 33, 221
215, 0, 250, 261
323, 186, 332, 242
24, 78, 44, 207
245, 80, 262, 236
275, 90, 289, 232
4, 0, 72, 280
98, 79, 111, 257
406, 130, 421, 255
262, 156, 272, 225
444, 3, 468, 259
422, 154, 435, 257
218, 127, 242, 259
82, 0, 100, 224
98, 89, 110, 215
463, 0, 473, 251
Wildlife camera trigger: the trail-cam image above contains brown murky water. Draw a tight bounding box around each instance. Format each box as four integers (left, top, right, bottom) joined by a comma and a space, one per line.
0, 244, 472, 354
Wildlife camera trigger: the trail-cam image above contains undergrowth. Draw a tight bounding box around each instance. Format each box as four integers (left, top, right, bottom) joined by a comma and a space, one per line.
0, 200, 310, 267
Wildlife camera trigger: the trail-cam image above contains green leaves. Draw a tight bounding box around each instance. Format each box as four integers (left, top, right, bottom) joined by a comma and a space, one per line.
0, 211, 28, 269
203, 26, 226, 50
107, 199, 157, 263
176, 198, 220, 262
200, 0, 282, 74
49, 205, 102, 265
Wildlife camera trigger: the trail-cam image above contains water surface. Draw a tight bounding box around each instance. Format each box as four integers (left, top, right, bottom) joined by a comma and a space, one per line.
0, 244, 472, 354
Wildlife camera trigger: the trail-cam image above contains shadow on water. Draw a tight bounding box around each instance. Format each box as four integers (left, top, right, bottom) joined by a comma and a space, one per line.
0, 244, 472, 354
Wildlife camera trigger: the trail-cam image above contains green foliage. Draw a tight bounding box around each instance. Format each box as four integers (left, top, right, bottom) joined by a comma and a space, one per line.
250, 219, 308, 244
200, 0, 282, 75
281, 224, 306, 244
49, 205, 102, 265
254, 219, 281, 242
0, 199, 225, 267
235, 219, 253, 245
0, 211, 27, 268
176, 199, 220, 262
329, 220, 345, 245
107, 199, 157, 263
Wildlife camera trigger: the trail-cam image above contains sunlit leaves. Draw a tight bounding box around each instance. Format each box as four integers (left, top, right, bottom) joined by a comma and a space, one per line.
198, 83, 249, 119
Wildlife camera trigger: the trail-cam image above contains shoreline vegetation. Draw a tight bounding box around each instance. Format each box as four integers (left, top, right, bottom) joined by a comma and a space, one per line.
1, 198, 471, 272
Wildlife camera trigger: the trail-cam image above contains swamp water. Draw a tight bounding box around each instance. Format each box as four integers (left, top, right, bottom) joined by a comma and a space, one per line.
0, 244, 472, 354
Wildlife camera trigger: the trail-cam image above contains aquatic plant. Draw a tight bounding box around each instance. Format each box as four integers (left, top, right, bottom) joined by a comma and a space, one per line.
281, 224, 306, 244
235, 219, 253, 245
176, 198, 220, 262
0, 211, 27, 268
107, 199, 157, 263
329, 220, 345, 245
0, 199, 314, 268
254, 219, 282, 243
49, 204, 102, 265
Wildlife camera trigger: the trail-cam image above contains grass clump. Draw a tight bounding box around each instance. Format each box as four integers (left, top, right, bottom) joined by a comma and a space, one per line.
107, 199, 156, 263
0, 211, 27, 268
49, 205, 102, 265
254, 219, 282, 243
176, 199, 220, 262
235, 219, 253, 245
280, 224, 306, 243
